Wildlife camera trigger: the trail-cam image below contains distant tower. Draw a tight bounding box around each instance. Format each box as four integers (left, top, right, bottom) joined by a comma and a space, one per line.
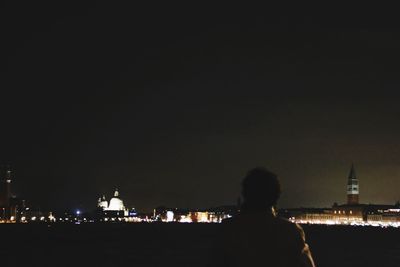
0, 165, 12, 208
347, 164, 359, 205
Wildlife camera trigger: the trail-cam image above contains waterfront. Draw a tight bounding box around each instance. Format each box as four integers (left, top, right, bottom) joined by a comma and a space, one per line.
1, 223, 399, 267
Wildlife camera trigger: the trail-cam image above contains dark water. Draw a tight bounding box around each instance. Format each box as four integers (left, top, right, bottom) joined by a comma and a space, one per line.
0, 223, 399, 267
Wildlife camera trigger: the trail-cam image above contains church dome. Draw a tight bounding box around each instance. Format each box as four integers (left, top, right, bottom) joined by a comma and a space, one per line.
107, 189, 125, 211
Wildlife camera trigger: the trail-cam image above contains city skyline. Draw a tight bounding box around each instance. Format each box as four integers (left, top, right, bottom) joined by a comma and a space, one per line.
4, 163, 400, 229
1, 163, 400, 213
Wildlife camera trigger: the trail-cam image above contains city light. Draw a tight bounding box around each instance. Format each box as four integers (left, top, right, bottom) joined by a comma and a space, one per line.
166, 211, 174, 222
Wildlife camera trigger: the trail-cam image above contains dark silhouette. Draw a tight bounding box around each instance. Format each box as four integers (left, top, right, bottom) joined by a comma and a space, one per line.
214, 168, 316, 267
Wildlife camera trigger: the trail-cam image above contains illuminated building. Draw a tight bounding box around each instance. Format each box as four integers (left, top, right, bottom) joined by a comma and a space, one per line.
190, 211, 210, 223
152, 206, 237, 223
97, 195, 108, 210
106, 189, 126, 212
97, 188, 129, 217
166, 211, 174, 222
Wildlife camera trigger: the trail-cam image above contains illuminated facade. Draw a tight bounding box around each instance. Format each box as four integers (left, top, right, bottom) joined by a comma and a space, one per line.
97, 195, 108, 209
97, 189, 129, 216
280, 164, 400, 227
153, 206, 237, 223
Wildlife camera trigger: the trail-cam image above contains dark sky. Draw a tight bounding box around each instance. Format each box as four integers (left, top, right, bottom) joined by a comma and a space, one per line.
2, 3, 400, 212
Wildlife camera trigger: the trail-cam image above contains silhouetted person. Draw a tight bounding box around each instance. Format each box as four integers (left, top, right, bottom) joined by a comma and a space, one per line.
215, 168, 315, 267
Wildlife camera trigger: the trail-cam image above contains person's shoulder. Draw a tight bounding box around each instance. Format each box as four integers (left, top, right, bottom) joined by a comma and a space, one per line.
275, 217, 305, 236
275, 216, 299, 226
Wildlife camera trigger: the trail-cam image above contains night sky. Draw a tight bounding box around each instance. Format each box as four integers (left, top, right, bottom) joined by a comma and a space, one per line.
2, 3, 400, 212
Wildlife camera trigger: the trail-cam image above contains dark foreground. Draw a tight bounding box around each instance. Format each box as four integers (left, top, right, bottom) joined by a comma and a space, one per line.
1, 223, 400, 267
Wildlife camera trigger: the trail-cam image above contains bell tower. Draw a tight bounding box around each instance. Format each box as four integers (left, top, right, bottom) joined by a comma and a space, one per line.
347, 164, 359, 205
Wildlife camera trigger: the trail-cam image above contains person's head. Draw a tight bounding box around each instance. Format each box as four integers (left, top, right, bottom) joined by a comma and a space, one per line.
241, 167, 281, 208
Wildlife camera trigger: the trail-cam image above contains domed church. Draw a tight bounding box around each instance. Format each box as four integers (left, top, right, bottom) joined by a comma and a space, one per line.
97, 195, 108, 209
97, 189, 128, 216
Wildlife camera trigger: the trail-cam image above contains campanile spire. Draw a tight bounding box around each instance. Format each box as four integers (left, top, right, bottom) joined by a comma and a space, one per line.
347, 164, 359, 205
